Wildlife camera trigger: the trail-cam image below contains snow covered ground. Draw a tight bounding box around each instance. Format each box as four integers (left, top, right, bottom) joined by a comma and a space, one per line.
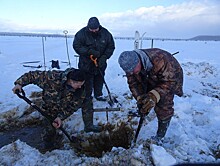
0, 35, 220, 165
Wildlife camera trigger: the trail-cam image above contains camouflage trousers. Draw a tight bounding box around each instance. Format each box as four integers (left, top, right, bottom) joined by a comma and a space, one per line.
41, 118, 62, 143
154, 92, 174, 121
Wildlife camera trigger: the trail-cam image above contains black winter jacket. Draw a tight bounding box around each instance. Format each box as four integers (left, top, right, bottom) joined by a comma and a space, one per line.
73, 26, 115, 73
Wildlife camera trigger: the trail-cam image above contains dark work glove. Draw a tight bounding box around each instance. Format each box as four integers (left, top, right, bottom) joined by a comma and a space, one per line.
137, 104, 143, 116
140, 93, 156, 114
136, 94, 146, 116
88, 49, 100, 58
136, 90, 160, 115
98, 55, 107, 68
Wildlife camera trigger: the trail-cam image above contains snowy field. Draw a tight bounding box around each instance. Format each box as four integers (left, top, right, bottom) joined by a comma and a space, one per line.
0, 35, 220, 165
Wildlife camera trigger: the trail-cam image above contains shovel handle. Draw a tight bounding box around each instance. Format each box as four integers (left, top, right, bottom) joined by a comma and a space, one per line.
90, 55, 98, 67
134, 114, 145, 143
15, 89, 76, 143
15, 89, 26, 99
90, 54, 120, 107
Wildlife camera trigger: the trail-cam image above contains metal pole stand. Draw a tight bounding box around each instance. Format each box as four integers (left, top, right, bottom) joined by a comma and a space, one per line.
63, 30, 71, 67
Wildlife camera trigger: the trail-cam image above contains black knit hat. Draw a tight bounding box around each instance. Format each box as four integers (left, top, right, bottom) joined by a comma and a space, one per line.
67, 69, 86, 81
87, 17, 100, 29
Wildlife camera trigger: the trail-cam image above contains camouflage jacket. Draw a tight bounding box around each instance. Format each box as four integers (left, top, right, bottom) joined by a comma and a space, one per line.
14, 68, 90, 120
127, 48, 183, 100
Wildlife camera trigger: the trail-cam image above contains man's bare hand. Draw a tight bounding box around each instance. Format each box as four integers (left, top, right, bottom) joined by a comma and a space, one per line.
12, 84, 22, 94
52, 117, 62, 129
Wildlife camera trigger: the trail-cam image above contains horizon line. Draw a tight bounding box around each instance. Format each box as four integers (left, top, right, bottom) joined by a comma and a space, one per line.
0, 31, 220, 41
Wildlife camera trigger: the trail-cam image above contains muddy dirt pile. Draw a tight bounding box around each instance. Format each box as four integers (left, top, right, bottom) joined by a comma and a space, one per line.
1, 91, 137, 157
70, 122, 134, 157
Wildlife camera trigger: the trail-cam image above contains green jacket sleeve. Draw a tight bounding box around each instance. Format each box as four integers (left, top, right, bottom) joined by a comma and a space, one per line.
14, 70, 47, 89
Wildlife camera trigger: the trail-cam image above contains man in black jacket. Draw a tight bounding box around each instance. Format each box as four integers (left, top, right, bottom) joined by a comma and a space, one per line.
73, 17, 115, 101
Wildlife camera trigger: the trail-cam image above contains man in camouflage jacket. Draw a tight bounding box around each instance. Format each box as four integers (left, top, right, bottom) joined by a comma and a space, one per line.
73, 17, 115, 101
12, 68, 102, 148
118, 48, 183, 143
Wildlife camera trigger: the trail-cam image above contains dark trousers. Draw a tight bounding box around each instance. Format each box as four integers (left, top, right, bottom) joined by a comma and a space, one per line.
155, 92, 174, 120
85, 70, 105, 99
41, 118, 57, 142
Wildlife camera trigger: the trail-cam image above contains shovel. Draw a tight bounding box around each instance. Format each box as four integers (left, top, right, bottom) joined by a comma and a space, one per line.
133, 113, 145, 143
90, 55, 120, 107
15, 89, 77, 143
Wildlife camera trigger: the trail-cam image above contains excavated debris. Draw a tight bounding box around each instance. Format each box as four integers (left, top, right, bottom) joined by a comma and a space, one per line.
70, 121, 134, 157
27, 91, 135, 157
0, 92, 43, 131
1, 91, 136, 157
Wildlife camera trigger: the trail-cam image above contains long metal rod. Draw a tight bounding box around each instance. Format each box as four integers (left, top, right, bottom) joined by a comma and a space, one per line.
93, 107, 120, 112
63, 30, 71, 67
172, 51, 179, 56
42, 37, 46, 70
140, 32, 146, 49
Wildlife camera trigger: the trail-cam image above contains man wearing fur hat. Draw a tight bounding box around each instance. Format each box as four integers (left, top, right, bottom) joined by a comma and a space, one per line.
12, 68, 102, 149
118, 48, 183, 143
73, 17, 115, 102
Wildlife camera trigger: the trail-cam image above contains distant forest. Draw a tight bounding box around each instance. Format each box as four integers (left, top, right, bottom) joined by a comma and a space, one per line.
189, 35, 220, 41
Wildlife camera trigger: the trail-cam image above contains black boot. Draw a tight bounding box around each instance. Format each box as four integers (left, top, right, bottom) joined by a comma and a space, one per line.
41, 127, 56, 151
156, 117, 171, 139
82, 110, 102, 133
41, 119, 63, 152
95, 95, 107, 101
150, 117, 171, 145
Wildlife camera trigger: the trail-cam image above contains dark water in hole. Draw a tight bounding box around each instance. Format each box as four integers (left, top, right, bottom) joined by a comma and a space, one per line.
0, 122, 134, 157
0, 124, 46, 153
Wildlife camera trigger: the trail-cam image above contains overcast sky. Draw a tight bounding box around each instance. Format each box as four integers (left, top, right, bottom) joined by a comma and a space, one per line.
0, 0, 220, 38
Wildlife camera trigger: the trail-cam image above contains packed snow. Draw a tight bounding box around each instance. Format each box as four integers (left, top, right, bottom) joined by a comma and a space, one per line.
0, 35, 220, 165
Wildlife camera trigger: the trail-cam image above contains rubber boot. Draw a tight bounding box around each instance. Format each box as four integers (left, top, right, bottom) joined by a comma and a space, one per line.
156, 117, 171, 139
41, 122, 56, 151
82, 110, 102, 133
41, 119, 63, 152
95, 95, 107, 101
150, 117, 171, 145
